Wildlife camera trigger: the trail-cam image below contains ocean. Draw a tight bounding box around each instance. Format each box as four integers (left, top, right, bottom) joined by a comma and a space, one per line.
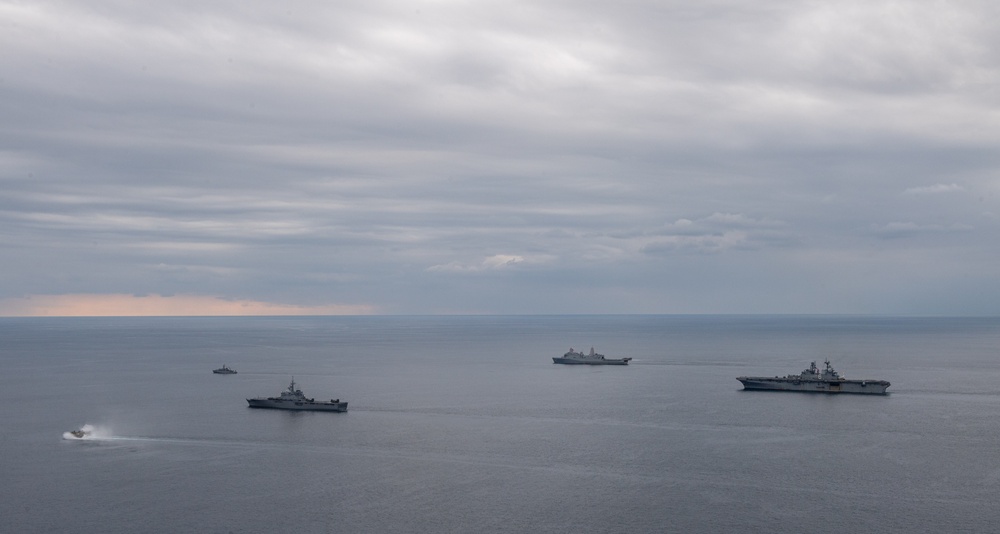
2, 315, 999, 533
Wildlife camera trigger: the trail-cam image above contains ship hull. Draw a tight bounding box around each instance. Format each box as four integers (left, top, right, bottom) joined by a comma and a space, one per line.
737, 378, 890, 395
552, 357, 630, 365
246, 399, 348, 412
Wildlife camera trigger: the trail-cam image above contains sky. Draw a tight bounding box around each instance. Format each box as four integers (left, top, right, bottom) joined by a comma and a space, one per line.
2, 0, 999, 316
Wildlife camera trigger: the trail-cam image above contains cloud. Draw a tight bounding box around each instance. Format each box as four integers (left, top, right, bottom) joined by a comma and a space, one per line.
641, 231, 750, 254
871, 221, 974, 238
427, 254, 528, 273
640, 213, 789, 254
903, 184, 966, 195
0, 294, 376, 317
0, 1, 999, 314
701, 212, 786, 228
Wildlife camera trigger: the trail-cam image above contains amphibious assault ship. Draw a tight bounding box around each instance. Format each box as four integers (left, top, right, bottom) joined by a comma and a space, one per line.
247, 379, 348, 412
553, 347, 632, 365
737, 360, 890, 395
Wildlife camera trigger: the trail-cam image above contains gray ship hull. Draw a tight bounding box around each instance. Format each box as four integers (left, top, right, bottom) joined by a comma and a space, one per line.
737, 377, 890, 395
246, 398, 348, 411
552, 357, 630, 365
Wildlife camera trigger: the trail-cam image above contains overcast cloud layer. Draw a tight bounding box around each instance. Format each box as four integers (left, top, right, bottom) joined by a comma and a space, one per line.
2, 0, 999, 315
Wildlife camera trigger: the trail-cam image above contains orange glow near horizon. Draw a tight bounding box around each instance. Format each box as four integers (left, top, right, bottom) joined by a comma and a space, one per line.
0, 294, 377, 317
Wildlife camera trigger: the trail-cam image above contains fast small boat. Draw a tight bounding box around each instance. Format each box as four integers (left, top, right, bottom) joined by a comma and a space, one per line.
213, 365, 237, 374
65, 426, 94, 439
247, 379, 348, 412
553, 347, 632, 365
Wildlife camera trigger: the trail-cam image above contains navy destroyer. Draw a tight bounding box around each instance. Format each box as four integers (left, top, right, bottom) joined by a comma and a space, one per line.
737, 360, 890, 395
247, 379, 348, 412
553, 347, 632, 365
213, 365, 237, 374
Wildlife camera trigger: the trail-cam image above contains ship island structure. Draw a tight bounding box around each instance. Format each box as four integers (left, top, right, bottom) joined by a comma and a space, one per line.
553, 347, 632, 365
247, 379, 348, 412
737, 360, 890, 395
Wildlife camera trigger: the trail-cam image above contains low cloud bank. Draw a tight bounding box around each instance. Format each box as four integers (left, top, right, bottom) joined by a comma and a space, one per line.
0, 294, 376, 317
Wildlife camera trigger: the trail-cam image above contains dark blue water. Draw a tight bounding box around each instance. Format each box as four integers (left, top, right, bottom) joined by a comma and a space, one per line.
2, 315, 999, 533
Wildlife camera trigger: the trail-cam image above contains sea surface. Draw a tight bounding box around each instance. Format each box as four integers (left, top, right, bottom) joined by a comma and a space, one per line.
2, 315, 999, 533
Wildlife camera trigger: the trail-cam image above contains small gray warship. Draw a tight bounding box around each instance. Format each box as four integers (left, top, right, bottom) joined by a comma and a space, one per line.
213, 365, 237, 374
737, 360, 890, 395
247, 378, 348, 412
553, 347, 632, 365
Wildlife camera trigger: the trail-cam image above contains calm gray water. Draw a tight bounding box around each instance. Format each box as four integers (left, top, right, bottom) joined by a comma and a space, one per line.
2, 315, 999, 533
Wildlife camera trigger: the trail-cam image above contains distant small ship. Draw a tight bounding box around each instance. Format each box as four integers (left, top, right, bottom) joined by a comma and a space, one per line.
553, 347, 632, 365
247, 379, 348, 412
68, 429, 89, 439
737, 360, 890, 395
213, 365, 237, 374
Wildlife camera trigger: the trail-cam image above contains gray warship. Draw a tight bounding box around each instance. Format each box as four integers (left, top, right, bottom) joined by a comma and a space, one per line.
553, 347, 632, 365
737, 360, 890, 395
246, 379, 348, 412
213, 365, 237, 374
